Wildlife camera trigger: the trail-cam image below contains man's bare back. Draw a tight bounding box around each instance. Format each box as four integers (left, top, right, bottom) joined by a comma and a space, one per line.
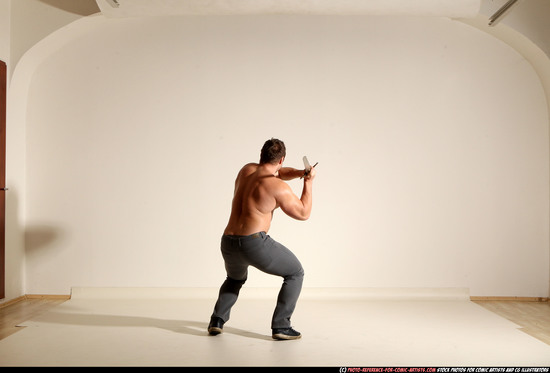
224, 160, 315, 236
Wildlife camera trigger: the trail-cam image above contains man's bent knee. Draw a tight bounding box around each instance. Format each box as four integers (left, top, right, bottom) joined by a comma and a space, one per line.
226, 276, 247, 286
284, 267, 304, 282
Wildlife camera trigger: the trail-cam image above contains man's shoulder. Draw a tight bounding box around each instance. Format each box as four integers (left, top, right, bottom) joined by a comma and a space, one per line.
242, 162, 259, 170
239, 163, 259, 176
264, 173, 290, 193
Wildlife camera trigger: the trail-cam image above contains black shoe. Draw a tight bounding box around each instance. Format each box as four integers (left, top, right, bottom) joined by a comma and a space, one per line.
208, 317, 224, 335
272, 327, 302, 340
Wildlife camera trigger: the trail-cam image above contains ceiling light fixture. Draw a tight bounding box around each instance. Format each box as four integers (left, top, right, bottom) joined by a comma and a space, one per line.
488, 0, 519, 26
105, 0, 120, 8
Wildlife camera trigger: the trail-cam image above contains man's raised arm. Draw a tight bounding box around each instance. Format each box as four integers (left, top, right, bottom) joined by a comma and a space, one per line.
277, 167, 305, 181
276, 167, 315, 221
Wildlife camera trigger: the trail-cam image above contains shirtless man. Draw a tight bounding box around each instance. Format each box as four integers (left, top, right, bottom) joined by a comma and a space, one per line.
208, 138, 316, 340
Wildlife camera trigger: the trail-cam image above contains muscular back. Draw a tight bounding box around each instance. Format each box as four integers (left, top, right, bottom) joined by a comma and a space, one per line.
224, 162, 313, 236
224, 163, 280, 236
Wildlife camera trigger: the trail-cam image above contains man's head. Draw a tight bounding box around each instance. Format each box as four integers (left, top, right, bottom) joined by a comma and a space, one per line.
260, 138, 286, 165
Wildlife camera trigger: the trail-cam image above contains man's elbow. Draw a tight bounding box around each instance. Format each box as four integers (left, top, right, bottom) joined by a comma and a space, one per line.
289, 210, 310, 221
283, 204, 311, 221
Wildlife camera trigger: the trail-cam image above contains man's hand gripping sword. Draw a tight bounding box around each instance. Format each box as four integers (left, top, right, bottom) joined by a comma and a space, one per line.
301, 156, 318, 179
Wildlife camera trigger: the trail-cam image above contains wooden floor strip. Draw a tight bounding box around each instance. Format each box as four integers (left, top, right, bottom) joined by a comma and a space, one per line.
0, 297, 68, 340
471, 296, 548, 302
472, 300, 550, 346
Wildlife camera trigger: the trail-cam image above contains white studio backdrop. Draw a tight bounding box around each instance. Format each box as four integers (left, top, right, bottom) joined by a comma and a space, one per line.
14, 14, 549, 296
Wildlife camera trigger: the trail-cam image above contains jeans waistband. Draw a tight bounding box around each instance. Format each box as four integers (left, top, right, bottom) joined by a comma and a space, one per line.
223, 231, 266, 241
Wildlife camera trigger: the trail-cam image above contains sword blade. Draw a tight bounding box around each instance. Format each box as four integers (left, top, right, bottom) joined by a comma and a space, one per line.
303, 156, 311, 171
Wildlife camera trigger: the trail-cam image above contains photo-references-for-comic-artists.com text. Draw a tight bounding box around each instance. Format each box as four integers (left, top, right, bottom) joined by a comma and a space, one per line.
339, 368, 549, 373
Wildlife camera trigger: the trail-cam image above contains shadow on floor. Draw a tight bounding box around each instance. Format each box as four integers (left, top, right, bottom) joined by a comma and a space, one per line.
30, 311, 271, 341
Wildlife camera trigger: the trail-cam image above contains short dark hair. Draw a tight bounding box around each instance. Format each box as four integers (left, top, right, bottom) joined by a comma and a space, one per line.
260, 138, 286, 164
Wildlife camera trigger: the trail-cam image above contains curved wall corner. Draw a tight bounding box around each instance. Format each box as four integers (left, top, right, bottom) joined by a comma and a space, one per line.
3, 15, 107, 301
460, 15, 550, 298
460, 15, 550, 122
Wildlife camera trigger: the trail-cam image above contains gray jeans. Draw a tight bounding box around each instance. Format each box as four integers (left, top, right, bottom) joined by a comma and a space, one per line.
211, 232, 304, 329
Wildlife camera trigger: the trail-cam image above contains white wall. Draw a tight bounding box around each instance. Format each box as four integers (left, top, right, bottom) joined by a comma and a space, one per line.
16, 14, 549, 297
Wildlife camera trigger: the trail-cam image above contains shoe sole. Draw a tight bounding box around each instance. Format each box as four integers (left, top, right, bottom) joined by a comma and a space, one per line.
272, 333, 302, 340
208, 327, 223, 335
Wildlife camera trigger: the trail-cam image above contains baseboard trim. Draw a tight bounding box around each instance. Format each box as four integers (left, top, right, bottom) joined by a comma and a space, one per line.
470, 296, 549, 302
25, 294, 71, 300
0, 295, 27, 309
0, 294, 71, 309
